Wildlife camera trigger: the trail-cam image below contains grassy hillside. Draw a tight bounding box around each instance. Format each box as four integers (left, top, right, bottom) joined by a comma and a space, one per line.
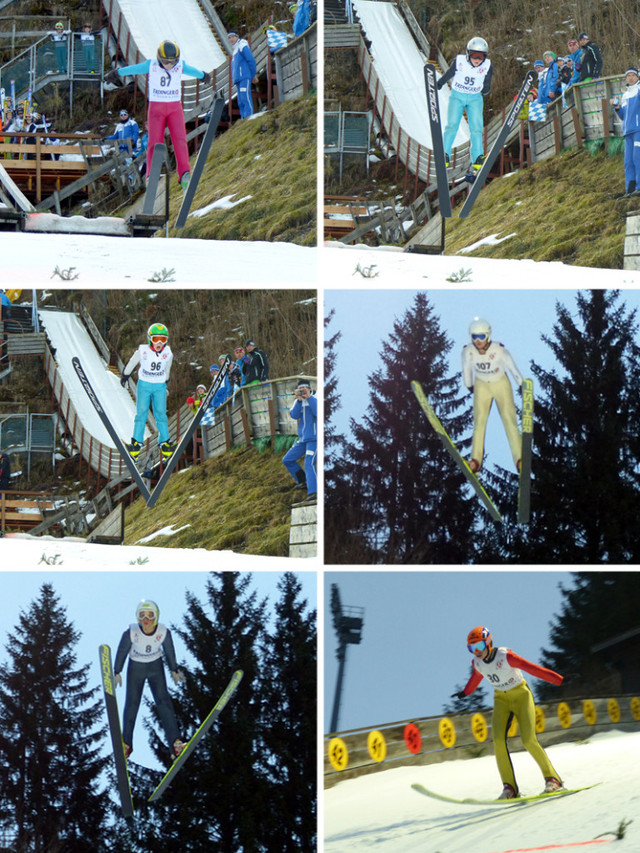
442, 144, 630, 268
124, 444, 301, 555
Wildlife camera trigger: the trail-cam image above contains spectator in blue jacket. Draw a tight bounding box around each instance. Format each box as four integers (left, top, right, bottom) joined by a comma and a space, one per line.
538, 51, 559, 103
105, 109, 139, 154
228, 32, 257, 118
210, 363, 231, 408
612, 68, 640, 197
283, 380, 317, 503
566, 39, 582, 84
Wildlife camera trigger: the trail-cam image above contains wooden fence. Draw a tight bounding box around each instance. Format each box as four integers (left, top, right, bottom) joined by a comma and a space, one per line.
325, 694, 640, 787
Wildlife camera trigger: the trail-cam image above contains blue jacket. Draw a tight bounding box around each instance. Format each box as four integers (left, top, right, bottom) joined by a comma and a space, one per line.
105, 118, 139, 151
538, 60, 559, 104
568, 48, 582, 84
290, 394, 317, 442
616, 84, 640, 135
231, 39, 257, 83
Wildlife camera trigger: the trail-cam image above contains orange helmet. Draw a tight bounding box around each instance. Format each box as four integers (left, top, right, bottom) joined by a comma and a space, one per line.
467, 626, 493, 654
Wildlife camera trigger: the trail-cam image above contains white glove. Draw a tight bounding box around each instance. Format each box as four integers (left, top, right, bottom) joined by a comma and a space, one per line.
115, 673, 122, 687
172, 670, 186, 685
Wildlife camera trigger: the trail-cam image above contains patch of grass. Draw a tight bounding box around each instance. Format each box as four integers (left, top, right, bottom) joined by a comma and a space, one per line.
444, 147, 631, 268
123, 444, 305, 556
168, 96, 317, 245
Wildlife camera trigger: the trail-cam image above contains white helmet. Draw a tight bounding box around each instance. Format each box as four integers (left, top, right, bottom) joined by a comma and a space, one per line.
469, 317, 491, 343
467, 37, 488, 61
136, 599, 159, 628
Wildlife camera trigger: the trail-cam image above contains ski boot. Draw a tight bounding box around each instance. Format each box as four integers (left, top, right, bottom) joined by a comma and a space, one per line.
466, 154, 485, 183
300, 492, 317, 506
159, 439, 178, 460
468, 458, 481, 474
126, 438, 142, 460
123, 743, 132, 760
543, 776, 563, 793
498, 783, 517, 799
444, 153, 451, 168
172, 738, 187, 760
293, 470, 306, 490
179, 171, 191, 190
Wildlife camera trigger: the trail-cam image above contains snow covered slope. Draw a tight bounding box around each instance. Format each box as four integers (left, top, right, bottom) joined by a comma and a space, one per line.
115, 0, 225, 70
352, 0, 468, 150
39, 310, 145, 448
325, 729, 640, 852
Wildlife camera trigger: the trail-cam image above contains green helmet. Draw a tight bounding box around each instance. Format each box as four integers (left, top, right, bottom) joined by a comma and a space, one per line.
148, 322, 168, 345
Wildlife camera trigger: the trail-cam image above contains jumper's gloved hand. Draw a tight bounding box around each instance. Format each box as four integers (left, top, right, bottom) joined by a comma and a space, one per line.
115, 673, 122, 688
105, 68, 123, 87
201, 71, 212, 85
120, 373, 130, 388
172, 670, 186, 685
451, 691, 466, 700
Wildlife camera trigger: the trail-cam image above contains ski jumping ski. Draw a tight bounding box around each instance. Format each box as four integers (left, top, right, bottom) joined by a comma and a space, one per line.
174, 96, 225, 228
411, 380, 503, 522
148, 669, 244, 803
458, 70, 536, 218
72, 357, 151, 502
145, 355, 231, 508
423, 62, 452, 218
99, 644, 134, 819
518, 378, 534, 523
142, 143, 167, 216
411, 782, 600, 806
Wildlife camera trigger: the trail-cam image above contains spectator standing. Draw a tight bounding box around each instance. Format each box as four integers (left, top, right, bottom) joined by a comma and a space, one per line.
242, 339, 269, 386
567, 39, 582, 84
105, 109, 139, 155
230, 346, 247, 390
209, 364, 231, 408
283, 380, 317, 503
0, 451, 10, 491
577, 32, 602, 82
48, 22, 71, 73
611, 68, 640, 197
79, 23, 97, 73
0, 290, 12, 321
538, 51, 559, 104
228, 32, 258, 119
186, 384, 207, 413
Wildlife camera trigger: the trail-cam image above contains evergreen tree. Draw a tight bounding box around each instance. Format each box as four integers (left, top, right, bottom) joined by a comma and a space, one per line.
0, 583, 109, 849
342, 292, 480, 563
259, 573, 316, 851
538, 572, 640, 698
138, 572, 269, 852
324, 310, 375, 562
517, 290, 640, 562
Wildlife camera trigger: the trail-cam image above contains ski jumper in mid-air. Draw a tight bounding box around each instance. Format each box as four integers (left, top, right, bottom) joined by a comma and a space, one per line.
437, 36, 492, 176
109, 40, 211, 188
456, 626, 564, 799
121, 322, 176, 461
461, 317, 522, 473
114, 599, 186, 759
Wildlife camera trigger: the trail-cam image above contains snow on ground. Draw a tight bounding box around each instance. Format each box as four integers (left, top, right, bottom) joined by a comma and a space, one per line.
325, 730, 640, 852
39, 309, 145, 448
1, 232, 317, 285
322, 241, 640, 288
1, 532, 305, 568
116, 0, 225, 71
352, 0, 468, 150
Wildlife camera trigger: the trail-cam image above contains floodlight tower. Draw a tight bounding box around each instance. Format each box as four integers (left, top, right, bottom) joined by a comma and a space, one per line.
329, 583, 364, 734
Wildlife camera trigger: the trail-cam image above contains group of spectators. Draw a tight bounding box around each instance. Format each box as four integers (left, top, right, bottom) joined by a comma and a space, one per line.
532, 33, 603, 106
46, 21, 100, 75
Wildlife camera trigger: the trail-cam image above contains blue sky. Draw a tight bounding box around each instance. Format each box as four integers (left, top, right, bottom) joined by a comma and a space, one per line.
324, 570, 575, 734
0, 570, 317, 770
324, 288, 640, 471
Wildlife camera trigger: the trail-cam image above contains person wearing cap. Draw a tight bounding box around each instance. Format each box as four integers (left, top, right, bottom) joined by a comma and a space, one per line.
611, 68, 640, 197
228, 32, 258, 119
230, 346, 248, 390
577, 32, 602, 82
209, 363, 231, 408
186, 384, 208, 413
47, 22, 71, 73
79, 23, 97, 73
105, 108, 139, 154
538, 51, 559, 104
566, 39, 582, 85
242, 340, 269, 386
283, 379, 317, 503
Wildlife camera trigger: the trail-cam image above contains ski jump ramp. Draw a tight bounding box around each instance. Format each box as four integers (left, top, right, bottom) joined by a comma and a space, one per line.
351, 0, 470, 182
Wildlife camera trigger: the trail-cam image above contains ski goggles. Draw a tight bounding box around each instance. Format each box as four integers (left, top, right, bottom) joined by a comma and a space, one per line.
138, 610, 156, 621
471, 333, 487, 341
469, 52, 486, 61
468, 640, 487, 653
150, 334, 168, 344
